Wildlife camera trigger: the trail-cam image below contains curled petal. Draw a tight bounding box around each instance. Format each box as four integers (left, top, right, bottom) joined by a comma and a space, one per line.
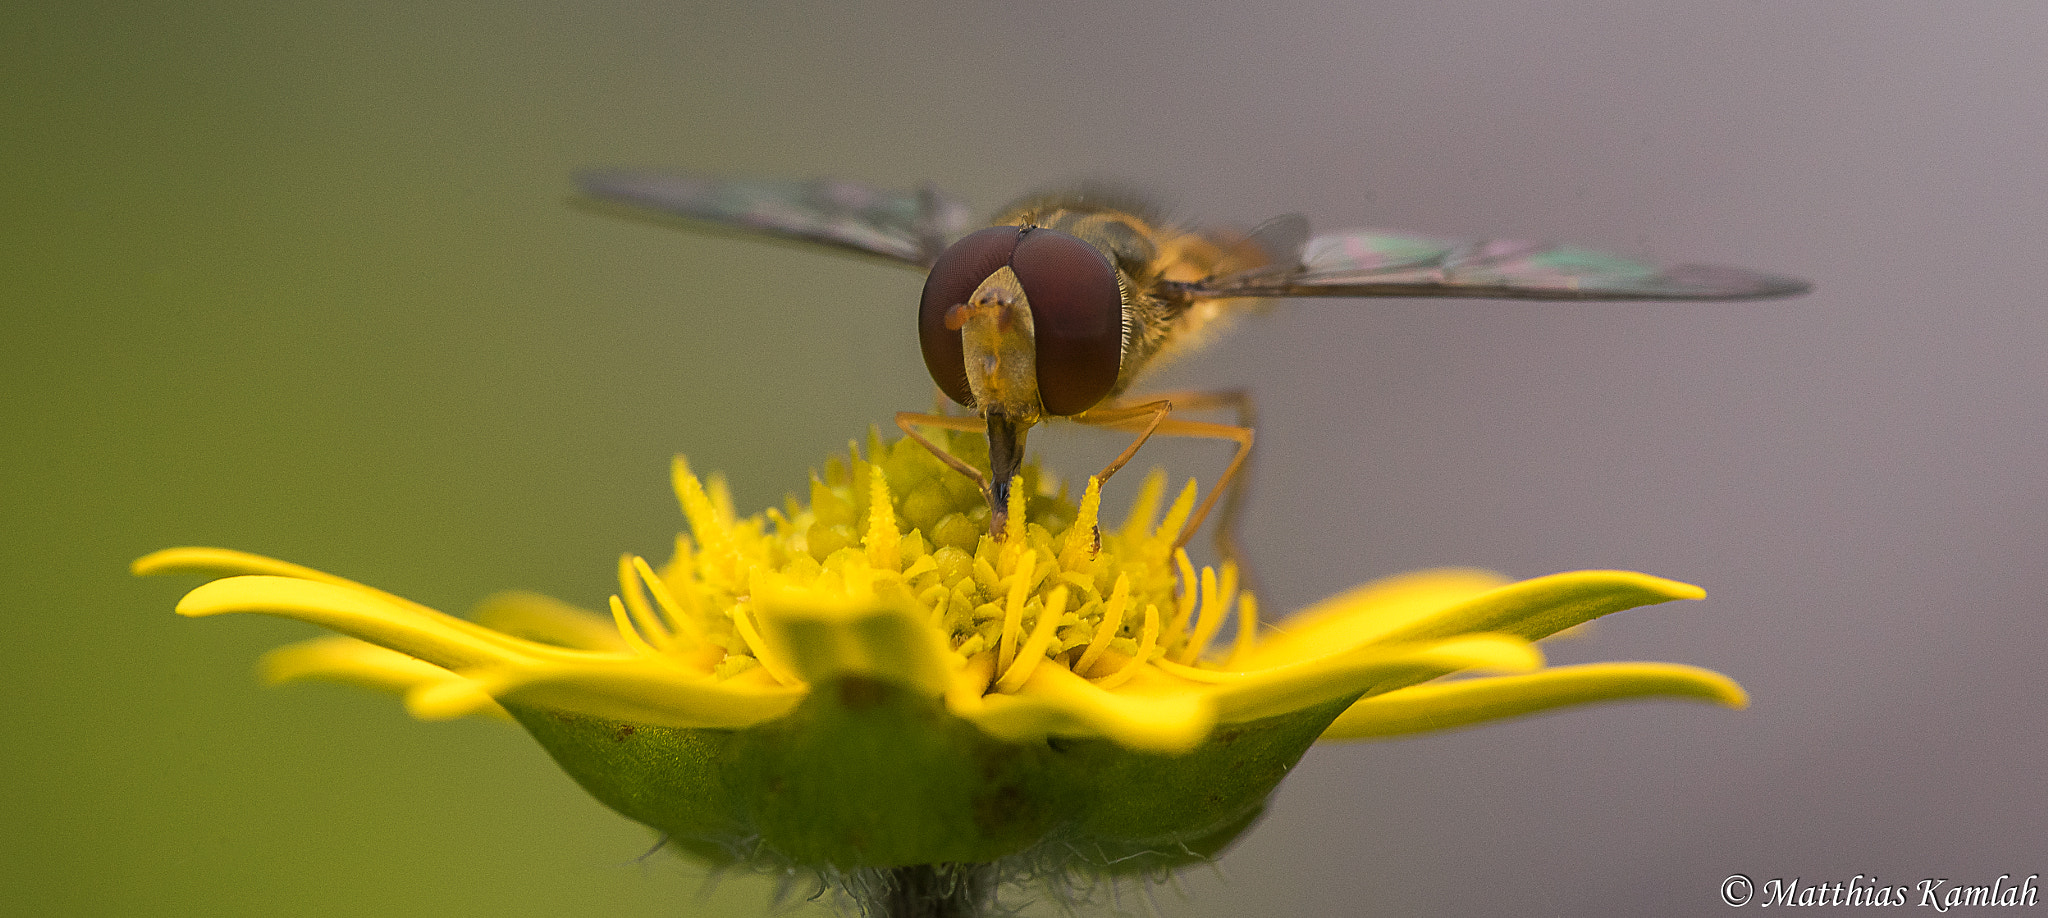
752, 586, 956, 698
136, 546, 383, 586
1204, 634, 1544, 724
457, 659, 804, 729
404, 679, 514, 721
1239, 568, 1507, 668
262, 636, 512, 721
1373, 570, 1705, 647
963, 664, 1215, 754
471, 591, 627, 652
176, 575, 554, 671
1320, 662, 1749, 741
138, 548, 471, 630
994, 585, 1067, 693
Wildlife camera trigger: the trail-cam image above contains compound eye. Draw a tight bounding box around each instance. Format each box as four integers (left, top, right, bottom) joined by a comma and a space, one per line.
1012, 228, 1123, 417
919, 227, 1021, 408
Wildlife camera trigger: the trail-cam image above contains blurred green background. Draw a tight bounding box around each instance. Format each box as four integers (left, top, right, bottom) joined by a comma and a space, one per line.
8, 2, 2043, 916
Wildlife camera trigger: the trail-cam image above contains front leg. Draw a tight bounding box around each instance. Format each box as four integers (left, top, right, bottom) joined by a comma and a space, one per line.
895, 410, 988, 495
1072, 390, 1256, 563
893, 410, 1031, 540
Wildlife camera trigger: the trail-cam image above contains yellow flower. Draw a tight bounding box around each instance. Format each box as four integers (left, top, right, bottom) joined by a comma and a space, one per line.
135, 430, 1744, 879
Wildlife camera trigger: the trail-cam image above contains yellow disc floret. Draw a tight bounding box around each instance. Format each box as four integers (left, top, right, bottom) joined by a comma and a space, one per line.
614, 430, 1250, 696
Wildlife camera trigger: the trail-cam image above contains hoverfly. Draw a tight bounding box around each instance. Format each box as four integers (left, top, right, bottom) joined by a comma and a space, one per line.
577, 171, 1809, 554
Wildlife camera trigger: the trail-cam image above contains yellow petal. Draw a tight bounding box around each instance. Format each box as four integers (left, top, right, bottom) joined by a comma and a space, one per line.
143, 550, 611, 665
1374, 570, 1705, 646
263, 636, 512, 721
751, 584, 956, 699
453, 659, 804, 729
1240, 568, 1508, 668
137, 548, 454, 623
1320, 662, 1747, 741
176, 575, 554, 671
471, 591, 627, 652
263, 634, 443, 686
1206, 634, 1544, 724
994, 585, 1067, 693
962, 664, 1215, 754
136, 546, 371, 584
404, 679, 516, 722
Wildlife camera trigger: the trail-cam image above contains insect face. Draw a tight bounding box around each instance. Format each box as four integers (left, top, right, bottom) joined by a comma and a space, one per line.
917, 226, 1126, 422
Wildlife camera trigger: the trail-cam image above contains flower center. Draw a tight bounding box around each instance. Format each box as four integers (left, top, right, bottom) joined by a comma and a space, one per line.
611, 431, 1255, 693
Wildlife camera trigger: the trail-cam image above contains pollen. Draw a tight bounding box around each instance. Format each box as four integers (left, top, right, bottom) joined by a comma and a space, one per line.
611, 429, 1252, 691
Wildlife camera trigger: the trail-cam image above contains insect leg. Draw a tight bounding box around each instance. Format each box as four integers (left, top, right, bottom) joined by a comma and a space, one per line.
896, 410, 1032, 539
1075, 395, 1255, 560
1067, 399, 1175, 485
895, 411, 990, 497
1116, 389, 1257, 570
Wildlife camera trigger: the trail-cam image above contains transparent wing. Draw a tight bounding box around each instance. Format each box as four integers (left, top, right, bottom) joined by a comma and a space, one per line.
576, 170, 974, 268
1183, 228, 1810, 301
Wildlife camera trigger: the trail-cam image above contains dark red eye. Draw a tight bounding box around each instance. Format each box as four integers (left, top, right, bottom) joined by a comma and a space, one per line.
917, 225, 1124, 416
1012, 228, 1123, 417
919, 227, 1021, 408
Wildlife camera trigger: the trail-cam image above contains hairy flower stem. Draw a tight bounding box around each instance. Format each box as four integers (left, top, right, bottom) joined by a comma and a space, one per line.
862, 863, 995, 918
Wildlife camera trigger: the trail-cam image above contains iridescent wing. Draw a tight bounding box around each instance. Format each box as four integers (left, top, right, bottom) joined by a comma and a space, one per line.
576, 170, 973, 269
1178, 226, 1810, 301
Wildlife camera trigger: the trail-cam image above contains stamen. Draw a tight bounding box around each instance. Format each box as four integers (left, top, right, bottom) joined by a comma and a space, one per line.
997, 549, 1037, 673
921, 582, 950, 629
956, 632, 988, 659
864, 462, 901, 571
670, 535, 698, 601
606, 557, 671, 647
1155, 479, 1200, 547
1117, 470, 1168, 543
632, 555, 705, 644
865, 426, 889, 466
672, 458, 729, 555
1226, 592, 1260, 668
1003, 475, 1026, 545
1059, 477, 1103, 568
1073, 573, 1132, 677
971, 555, 1000, 594
946, 653, 997, 710
617, 554, 661, 637
1169, 549, 1199, 642
1093, 602, 1160, 690
1178, 565, 1233, 665
608, 595, 663, 658
729, 599, 797, 686
900, 555, 938, 582
995, 585, 1068, 692
706, 472, 735, 526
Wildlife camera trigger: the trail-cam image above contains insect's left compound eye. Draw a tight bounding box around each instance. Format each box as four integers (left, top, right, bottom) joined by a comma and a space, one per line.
1011, 228, 1123, 417
919, 227, 1022, 408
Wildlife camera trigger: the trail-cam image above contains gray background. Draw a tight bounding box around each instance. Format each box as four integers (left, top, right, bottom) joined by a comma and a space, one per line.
6, 2, 2041, 915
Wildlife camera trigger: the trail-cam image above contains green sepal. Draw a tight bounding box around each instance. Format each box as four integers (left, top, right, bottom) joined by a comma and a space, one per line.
505, 680, 1351, 871
721, 676, 1077, 867
507, 705, 749, 863
510, 680, 1080, 869
1049, 695, 1353, 873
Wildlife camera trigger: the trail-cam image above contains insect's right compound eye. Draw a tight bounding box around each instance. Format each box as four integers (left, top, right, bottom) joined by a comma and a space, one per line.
1009, 227, 1122, 417
919, 227, 1022, 408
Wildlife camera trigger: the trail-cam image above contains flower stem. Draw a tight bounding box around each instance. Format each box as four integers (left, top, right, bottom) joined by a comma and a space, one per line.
861, 863, 994, 918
